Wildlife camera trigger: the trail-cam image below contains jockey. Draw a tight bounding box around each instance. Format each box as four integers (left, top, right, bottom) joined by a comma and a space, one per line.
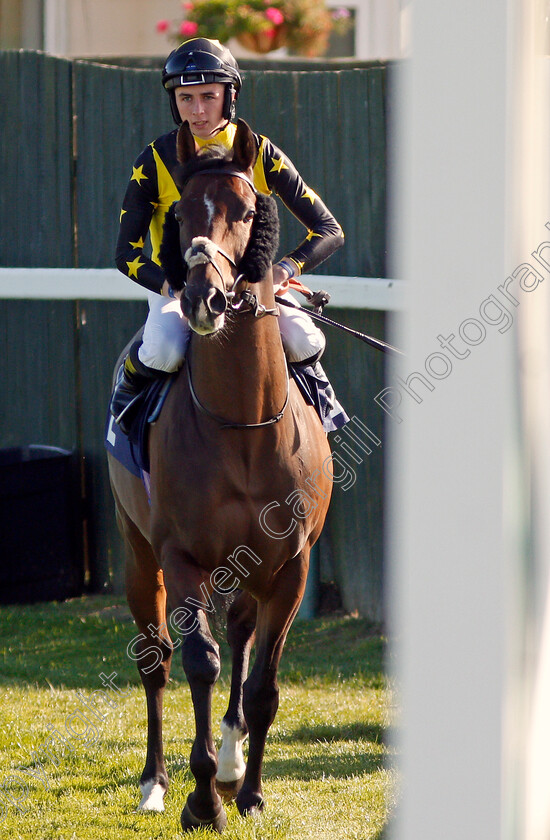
111, 37, 345, 433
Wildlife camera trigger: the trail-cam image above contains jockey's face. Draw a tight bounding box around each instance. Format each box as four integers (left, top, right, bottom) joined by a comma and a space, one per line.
174, 83, 228, 139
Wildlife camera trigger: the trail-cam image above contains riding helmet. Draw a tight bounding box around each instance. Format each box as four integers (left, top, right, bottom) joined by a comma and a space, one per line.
162, 38, 242, 124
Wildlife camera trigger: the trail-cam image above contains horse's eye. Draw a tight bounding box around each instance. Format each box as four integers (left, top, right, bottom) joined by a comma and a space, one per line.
174, 212, 183, 224
244, 210, 255, 223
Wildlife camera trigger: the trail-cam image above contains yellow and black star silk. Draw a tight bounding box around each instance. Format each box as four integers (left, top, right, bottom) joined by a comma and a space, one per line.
115, 126, 344, 294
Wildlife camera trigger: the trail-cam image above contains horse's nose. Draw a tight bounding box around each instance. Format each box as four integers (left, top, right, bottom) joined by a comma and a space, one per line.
206, 286, 227, 316
181, 283, 227, 334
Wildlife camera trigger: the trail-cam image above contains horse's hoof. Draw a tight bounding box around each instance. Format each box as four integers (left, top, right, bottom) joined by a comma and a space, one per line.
180, 800, 228, 833
137, 779, 167, 812
215, 774, 245, 802
236, 789, 265, 817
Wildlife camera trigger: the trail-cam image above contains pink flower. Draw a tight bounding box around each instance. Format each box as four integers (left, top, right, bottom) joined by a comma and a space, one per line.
182, 1, 194, 9
265, 6, 284, 25
156, 19, 170, 33
331, 6, 350, 19
180, 20, 199, 36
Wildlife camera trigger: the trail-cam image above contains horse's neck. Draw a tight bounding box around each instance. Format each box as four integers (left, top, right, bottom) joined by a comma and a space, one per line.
189, 279, 287, 426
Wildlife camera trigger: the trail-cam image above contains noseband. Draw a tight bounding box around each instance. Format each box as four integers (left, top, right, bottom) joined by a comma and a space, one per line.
184, 236, 238, 284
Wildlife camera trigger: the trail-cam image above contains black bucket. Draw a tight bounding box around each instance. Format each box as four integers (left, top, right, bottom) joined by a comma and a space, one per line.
0, 446, 84, 604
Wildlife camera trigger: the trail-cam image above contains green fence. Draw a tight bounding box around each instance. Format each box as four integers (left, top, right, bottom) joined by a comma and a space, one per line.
0, 51, 391, 621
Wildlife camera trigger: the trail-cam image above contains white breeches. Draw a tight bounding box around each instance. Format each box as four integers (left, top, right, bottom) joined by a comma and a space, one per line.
138, 289, 326, 371
139, 292, 189, 372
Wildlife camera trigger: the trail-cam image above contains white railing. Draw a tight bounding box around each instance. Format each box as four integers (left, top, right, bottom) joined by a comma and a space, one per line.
0, 268, 404, 310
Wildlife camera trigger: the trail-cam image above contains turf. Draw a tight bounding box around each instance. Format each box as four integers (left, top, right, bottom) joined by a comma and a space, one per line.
0, 595, 396, 839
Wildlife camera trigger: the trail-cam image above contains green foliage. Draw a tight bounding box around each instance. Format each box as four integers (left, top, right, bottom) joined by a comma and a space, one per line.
0, 596, 396, 839
159, 0, 351, 57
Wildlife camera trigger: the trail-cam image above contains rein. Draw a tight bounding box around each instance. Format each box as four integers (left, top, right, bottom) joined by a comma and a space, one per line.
186, 354, 290, 430
186, 278, 285, 430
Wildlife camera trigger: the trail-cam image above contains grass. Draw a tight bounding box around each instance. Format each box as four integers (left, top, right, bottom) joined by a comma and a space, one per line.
0, 595, 396, 839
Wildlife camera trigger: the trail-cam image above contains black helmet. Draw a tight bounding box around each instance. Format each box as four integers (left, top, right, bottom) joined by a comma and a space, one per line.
162, 38, 242, 124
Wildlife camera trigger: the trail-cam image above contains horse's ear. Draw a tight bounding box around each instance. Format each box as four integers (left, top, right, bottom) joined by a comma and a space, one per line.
233, 119, 258, 172
177, 121, 198, 164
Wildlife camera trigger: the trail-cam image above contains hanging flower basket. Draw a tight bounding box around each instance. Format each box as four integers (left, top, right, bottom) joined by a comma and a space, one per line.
236, 25, 287, 54
157, 0, 351, 57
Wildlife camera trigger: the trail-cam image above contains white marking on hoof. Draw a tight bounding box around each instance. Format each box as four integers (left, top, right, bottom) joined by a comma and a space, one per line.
138, 780, 166, 812
216, 720, 247, 783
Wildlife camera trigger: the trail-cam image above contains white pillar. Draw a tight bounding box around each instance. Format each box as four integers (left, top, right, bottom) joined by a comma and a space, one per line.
44, 0, 68, 55
511, 2, 550, 838
351, 0, 402, 60
389, 1, 518, 838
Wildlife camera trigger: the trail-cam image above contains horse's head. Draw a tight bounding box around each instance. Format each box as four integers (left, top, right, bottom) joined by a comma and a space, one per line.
160, 119, 279, 336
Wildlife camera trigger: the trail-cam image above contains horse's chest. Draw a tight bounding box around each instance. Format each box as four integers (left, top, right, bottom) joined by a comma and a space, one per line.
152, 423, 326, 571
162, 466, 307, 571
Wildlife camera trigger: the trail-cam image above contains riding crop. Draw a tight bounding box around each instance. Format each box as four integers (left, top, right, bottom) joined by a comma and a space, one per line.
276, 278, 405, 358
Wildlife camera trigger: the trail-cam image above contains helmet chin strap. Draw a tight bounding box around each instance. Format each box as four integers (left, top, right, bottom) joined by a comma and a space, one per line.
214, 83, 235, 121
169, 90, 181, 125
212, 119, 232, 137
225, 84, 237, 120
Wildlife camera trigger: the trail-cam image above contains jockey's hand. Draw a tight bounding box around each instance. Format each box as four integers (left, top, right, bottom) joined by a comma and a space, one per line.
272, 263, 291, 295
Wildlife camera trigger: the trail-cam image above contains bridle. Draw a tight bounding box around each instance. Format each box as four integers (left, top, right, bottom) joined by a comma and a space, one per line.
181, 167, 278, 318
180, 166, 288, 429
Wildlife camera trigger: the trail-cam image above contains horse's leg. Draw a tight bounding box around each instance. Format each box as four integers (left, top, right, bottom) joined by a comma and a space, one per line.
119, 508, 173, 811
216, 591, 257, 802
161, 557, 227, 833
236, 549, 309, 817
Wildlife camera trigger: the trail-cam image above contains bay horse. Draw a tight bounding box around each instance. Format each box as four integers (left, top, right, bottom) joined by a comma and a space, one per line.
107, 118, 332, 832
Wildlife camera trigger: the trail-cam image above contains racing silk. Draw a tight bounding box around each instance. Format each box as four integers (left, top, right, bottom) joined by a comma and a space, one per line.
115, 122, 344, 294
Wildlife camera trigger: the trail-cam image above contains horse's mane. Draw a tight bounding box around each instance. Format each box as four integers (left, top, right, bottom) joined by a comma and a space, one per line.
238, 193, 279, 284
159, 207, 186, 291
160, 145, 279, 290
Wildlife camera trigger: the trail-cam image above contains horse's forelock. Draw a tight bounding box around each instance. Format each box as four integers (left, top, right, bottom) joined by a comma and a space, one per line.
174, 145, 233, 191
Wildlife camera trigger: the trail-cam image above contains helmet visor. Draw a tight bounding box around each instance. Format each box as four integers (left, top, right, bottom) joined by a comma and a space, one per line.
164, 49, 238, 90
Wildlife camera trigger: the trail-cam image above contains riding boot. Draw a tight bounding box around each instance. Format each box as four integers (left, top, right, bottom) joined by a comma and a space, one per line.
110, 341, 166, 435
